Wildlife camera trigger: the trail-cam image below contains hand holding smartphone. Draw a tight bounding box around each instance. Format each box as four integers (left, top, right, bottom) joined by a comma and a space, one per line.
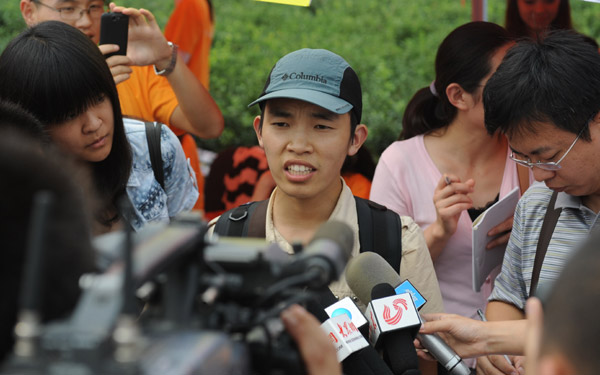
99, 12, 129, 59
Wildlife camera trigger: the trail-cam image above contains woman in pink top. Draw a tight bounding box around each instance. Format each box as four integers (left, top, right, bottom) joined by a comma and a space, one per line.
371, 22, 532, 321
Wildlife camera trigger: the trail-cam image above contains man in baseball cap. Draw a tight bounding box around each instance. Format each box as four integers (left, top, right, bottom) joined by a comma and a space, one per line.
247, 48, 368, 240
214, 51, 443, 375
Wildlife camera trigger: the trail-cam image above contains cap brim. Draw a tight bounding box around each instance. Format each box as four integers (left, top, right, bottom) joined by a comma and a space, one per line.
248, 88, 353, 115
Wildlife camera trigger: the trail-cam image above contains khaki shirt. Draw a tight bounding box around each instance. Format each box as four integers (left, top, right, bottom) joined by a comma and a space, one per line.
264, 181, 444, 314
208, 180, 444, 313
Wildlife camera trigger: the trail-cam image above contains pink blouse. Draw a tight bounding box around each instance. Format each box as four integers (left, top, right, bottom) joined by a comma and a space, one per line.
370, 135, 527, 319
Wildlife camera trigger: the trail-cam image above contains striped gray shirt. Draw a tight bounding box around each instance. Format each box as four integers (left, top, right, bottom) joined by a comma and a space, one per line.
489, 182, 600, 310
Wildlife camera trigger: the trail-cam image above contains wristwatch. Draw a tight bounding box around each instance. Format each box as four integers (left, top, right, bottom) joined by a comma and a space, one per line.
154, 41, 178, 76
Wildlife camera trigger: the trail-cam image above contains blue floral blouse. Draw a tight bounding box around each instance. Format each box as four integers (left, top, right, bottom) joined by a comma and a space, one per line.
122, 118, 199, 231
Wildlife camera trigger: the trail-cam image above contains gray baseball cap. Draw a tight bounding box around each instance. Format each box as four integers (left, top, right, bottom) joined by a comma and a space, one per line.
248, 48, 362, 123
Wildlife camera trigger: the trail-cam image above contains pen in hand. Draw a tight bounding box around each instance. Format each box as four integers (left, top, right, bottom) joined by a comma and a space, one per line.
476, 309, 513, 366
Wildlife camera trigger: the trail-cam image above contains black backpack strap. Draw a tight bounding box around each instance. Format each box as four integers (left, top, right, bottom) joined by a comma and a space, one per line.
247, 200, 268, 238
355, 197, 402, 272
530, 191, 562, 297
145, 122, 165, 190
213, 200, 269, 238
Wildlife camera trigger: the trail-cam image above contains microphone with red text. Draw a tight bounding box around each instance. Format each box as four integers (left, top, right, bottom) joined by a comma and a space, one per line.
365, 282, 421, 375
306, 288, 394, 375
346, 252, 471, 375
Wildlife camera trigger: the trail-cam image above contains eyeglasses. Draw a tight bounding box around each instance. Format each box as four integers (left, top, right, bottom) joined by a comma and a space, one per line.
32, 0, 104, 21
509, 124, 587, 171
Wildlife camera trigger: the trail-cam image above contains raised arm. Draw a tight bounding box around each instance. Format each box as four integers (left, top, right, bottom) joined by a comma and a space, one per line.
109, 3, 224, 138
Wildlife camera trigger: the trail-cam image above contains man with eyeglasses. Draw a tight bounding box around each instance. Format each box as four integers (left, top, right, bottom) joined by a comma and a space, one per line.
20, 0, 224, 210
472, 30, 600, 375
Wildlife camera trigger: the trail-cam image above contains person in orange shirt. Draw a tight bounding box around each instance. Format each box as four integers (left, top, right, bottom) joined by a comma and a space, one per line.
20, 0, 224, 212
165, 0, 213, 89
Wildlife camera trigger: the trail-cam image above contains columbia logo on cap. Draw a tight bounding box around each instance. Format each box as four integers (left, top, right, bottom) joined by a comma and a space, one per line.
281, 72, 327, 84
248, 48, 362, 123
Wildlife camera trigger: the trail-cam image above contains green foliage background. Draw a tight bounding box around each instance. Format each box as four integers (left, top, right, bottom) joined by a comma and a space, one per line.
1, 1, 599, 157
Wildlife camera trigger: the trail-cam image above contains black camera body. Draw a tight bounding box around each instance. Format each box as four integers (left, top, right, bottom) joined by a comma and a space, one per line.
0, 213, 334, 375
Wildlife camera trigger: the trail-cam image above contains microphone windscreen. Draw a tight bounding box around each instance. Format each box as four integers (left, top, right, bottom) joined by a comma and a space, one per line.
345, 252, 402, 305
309, 220, 354, 262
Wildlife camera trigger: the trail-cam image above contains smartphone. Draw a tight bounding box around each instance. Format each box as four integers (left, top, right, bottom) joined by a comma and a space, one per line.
99, 12, 129, 59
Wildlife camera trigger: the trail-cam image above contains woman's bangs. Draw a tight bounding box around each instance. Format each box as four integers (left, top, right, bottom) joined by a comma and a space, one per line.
42, 58, 113, 126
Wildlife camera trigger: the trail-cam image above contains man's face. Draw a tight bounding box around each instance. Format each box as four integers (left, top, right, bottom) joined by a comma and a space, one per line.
508, 118, 600, 197
21, 0, 104, 43
253, 98, 366, 202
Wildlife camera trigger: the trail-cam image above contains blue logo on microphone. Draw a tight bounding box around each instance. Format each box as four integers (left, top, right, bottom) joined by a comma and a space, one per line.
395, 279, 427, 309
331, 308, 352, 319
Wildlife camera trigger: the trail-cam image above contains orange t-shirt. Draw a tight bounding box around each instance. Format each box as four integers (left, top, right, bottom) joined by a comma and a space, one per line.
165, 0, 213, 88
117, 65, 179, 129
117, 65, 205, 210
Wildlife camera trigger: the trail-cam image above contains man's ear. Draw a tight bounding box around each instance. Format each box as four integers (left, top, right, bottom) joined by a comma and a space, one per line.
20, 0, 37, 26
253, 115, 264, 148
445, 83, 470, 111
591, 110, 600, 127
348, 124, 368, 156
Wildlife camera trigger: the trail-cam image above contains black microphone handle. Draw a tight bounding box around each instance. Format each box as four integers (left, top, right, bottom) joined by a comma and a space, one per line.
371, 284, 420, 375
305, 288, 394, 375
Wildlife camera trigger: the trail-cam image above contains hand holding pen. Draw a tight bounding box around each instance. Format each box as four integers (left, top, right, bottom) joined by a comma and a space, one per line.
424, 174, 476, 260
433, 174, 475, 237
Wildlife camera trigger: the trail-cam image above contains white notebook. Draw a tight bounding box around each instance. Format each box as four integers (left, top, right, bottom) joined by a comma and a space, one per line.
472, 186, 520, 292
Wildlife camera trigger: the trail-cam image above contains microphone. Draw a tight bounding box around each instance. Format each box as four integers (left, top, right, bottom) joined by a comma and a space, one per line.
306, 288, 394, 375
366, 283, 421, 375
346, 252, 472, 375
282, 220, 354, 288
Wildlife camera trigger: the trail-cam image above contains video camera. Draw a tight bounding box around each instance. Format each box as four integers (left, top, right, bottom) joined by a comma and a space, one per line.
1, 212, 353, 375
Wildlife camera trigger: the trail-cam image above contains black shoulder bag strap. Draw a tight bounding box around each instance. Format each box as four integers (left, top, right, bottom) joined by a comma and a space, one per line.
530, 191, 562, 297
144, 122, 165, 190
355, 197, 402, 272
247, 200, 268, 238
213, 200, 269, 238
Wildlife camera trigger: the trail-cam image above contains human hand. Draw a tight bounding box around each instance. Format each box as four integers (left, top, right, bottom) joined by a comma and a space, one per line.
486, 215, 513, 250
430, 174, 474, 241
476, 354, 519, 375
108, 3, 172, 67
511, 356, 526, 375
281, 304, 341, 375
415, 313, 488, 360
98, 44, 133, 85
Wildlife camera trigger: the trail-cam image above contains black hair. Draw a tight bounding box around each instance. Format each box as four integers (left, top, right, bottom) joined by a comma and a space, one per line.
400, 22, 512, 140
0, 129, 96, 363
505, 0, 572, 39
0, 100, 48, 142
541, 229, 600, 375
484, 30, 600, 141
341, 145, 376, 181
0, 21, 132, 227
